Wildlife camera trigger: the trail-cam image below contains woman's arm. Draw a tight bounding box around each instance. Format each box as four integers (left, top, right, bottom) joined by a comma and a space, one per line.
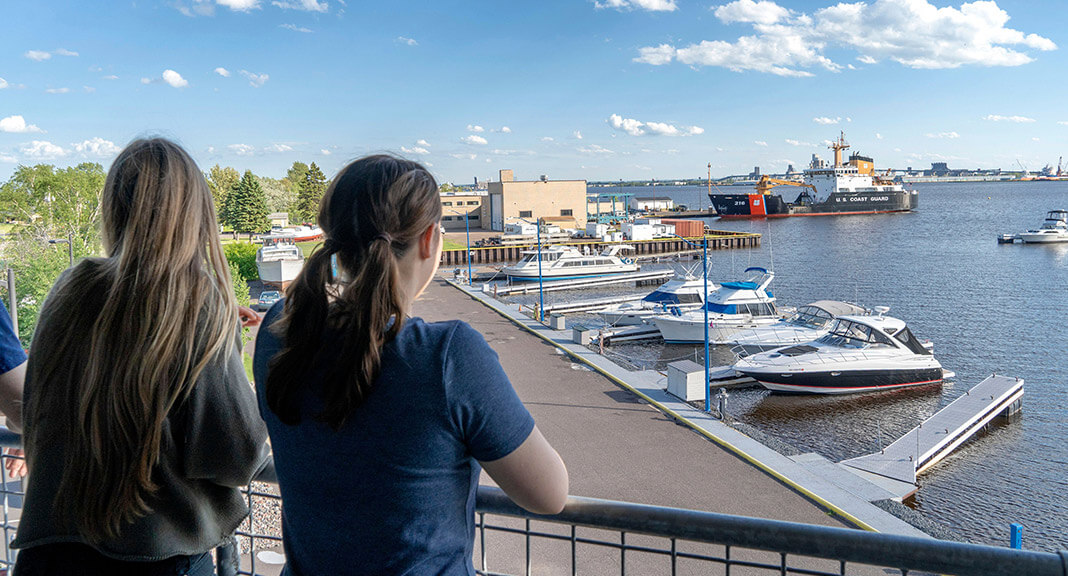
0, 361, 25, 433
480, 425, 568, 515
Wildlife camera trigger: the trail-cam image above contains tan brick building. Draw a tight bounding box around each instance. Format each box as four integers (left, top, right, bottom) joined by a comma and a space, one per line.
486, 170, 587, 232
439, 194, 487, 231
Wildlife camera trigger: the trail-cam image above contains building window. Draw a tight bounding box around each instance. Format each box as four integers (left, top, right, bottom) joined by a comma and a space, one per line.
519, 210, 532, 218
560, 209, 573, 216
468, 201, 479, 205
469, 214, 480, 220
443, 201, 453, 206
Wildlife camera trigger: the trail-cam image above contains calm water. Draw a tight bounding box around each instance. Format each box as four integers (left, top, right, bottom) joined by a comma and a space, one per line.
511, 182, 1068, 552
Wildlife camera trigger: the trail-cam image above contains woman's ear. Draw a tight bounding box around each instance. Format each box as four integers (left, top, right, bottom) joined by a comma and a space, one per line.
419, 222, 437, 259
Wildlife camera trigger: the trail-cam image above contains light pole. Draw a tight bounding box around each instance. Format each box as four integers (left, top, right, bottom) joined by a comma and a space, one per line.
670, 231, 711, 413
446, 209, 472, 285
48, 231, 73, 268
536, 216, 544, 322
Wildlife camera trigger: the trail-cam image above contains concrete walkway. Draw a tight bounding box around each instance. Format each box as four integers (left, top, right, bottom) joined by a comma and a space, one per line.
413, 277, 929, 538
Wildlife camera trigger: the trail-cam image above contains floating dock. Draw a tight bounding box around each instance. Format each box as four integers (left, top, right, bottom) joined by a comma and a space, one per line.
840, 374, 1023, 499
441, 232, 761, 266
488, 270, 674, 296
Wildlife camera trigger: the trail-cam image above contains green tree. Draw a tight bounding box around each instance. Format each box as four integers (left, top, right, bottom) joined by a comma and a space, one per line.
223, 241, 260, 281
281, 161, 309, 195
227, 170, 270, 234
257, 175, 294, 215
206, 165, 240, 223
0, 162, 106, 345
294, 162, 327, 224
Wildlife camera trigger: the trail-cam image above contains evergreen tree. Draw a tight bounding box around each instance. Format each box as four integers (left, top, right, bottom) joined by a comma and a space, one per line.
228, 170, 270, 234
295, 162, 327, 224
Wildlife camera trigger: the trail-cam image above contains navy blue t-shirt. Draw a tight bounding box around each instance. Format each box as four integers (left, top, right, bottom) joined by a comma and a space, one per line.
253, 302, 535, 576
0, 301, 25, 374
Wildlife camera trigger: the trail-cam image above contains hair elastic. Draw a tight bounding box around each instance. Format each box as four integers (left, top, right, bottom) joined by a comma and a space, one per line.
374, 232, 393, 245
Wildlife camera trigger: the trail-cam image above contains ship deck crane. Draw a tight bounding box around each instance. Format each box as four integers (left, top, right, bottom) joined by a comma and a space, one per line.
756, 175, 818, 197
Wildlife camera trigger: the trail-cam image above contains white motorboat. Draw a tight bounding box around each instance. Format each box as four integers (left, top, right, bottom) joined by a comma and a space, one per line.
652, 267, 781, 344
597, 267, 716, 326
733, 308, 944, 394
730, 300, 869, 354
1018, 210, 1068, 243
502, 245, 638, 281
257, 235, 305, 289
269, 224, 324, 242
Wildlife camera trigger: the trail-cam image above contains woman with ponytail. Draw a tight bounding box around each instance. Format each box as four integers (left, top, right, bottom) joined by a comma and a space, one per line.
254, 154, 568, 576
12, 138, 270, 575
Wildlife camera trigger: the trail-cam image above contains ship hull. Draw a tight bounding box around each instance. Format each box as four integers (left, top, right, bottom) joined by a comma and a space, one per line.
710, 190, 917, 219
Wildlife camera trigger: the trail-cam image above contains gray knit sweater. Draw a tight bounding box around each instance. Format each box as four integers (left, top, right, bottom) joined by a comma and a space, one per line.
11, 262, 270, 561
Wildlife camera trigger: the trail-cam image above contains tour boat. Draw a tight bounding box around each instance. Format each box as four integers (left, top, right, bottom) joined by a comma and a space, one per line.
710, 133, 917, 218
597, 268, 716, 326
256, 235, 305, 289
729, 300, 869, 354
1018, 210, 1068, 243
502, 245, 638, 281
733, 309, 944, 394
652, 267, 781, 344
270, 225, 324, 242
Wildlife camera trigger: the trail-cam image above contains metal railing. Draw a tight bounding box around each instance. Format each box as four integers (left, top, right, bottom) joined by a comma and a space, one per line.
0, 431, 1065, 575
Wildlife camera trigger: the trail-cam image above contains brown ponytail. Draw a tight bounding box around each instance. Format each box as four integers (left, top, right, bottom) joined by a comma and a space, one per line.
266, 156, 440, 429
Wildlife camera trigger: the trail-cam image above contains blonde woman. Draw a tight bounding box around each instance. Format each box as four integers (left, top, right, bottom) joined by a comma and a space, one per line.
12, 138, 269, 575
254, 155, 568, 575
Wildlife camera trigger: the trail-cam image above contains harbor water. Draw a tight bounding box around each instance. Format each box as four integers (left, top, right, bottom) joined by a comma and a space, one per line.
510, 182, 1068, 552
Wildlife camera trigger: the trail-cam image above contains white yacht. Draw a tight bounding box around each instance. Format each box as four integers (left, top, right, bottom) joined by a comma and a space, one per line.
1018, 210, 1068, 243
502, 245, 638, 281
730, 300, 869, 354
653, 267, 781, 344
597, 268, 716, 326
733, 309, 944, 394
257, 235, 305, 289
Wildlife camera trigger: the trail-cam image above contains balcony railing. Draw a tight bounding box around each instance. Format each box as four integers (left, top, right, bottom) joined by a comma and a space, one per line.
0, 429, 1065, 575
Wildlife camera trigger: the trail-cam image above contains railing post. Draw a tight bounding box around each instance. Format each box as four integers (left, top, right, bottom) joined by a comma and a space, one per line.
1010, 523, 1023, 549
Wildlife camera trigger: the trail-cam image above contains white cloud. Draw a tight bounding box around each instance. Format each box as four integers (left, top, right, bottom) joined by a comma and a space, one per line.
396, 36, 418, 46
573, 131, 583, 139
240, 70, 269, 87
813, 116, 840, 125
984, 114, 1035, 123
541, 137, 555, 142
214, 67, 231, 77
320, 149, 331, 155
25, 50, 51, 61
162, 69, 189, 88
74, 137, 121, 157
926, 131, 960, 139
103, 75, 119, 80
0, 78, 7, 89
0, 115, 43, 133
450, 153, 477, 160
784, 139, 812, 146
500, 126, 512, 133
1058, 121, 1068, 126
578, 144, 614, 155
0, 154, 16, 164
714, 0, 791, 25
607, 113, 704, 137
466, 124, 485, 133
416, 139, 431, 147
594, 0, 677, 12
228, 143, 256, 156
54, 48, 79, 57
45, 87, 70, 94
83, 86, 95, 93
217, 0, 260, 11
754, 140, 768, 147
141, 77, 152, 85
280, 23, 312, 32
876, 133, 884, 139
21, 140, 67, 159
266, 143, 294, 153
462, 135, 488, 145
635, 0, 1056, 76
401, 146, 430, 155
272, 0, 327, 11
1032, 137, 1040, 142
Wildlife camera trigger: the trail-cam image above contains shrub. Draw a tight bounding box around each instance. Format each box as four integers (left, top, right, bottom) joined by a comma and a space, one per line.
224, 242, 259, 281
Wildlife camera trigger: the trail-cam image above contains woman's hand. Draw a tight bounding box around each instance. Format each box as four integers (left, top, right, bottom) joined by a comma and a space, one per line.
238, 306, 262, 328
4, 448, 26, 479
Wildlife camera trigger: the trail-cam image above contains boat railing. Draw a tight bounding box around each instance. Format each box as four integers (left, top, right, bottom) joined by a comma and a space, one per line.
0, 430, 1063, 575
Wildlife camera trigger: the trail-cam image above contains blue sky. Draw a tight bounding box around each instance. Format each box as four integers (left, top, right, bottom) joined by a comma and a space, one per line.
1, 0, 1065, 184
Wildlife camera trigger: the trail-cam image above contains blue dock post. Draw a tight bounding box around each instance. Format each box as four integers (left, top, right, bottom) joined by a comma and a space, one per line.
1010, 523, 1023, 549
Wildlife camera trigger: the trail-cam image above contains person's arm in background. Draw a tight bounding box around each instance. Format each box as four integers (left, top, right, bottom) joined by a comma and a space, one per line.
0, 300, 27, 477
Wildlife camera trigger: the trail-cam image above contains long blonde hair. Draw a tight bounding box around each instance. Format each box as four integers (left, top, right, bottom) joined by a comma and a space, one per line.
266, 155, 440, 429
25, 138, 238, 541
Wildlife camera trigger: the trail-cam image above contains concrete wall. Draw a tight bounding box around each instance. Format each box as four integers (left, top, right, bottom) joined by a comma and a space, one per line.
487, 177, 587, 232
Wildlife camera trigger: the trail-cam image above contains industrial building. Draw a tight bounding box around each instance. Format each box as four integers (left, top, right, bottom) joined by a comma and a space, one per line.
486, 170, 588, 232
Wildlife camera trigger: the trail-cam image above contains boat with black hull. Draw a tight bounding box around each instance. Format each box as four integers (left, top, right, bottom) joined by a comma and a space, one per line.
711, 133, 918, 219
732, 309, 944, 394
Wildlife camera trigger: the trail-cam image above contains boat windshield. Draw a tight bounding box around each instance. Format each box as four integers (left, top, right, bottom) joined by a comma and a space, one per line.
816, 319, 898, 349
787, 305, 833, 328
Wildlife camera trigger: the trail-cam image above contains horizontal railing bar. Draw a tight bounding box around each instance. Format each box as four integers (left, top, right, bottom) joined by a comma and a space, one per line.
476, 487, 1067, 576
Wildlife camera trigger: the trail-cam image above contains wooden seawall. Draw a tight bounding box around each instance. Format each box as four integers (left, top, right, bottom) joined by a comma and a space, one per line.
440, 231, 761, 266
